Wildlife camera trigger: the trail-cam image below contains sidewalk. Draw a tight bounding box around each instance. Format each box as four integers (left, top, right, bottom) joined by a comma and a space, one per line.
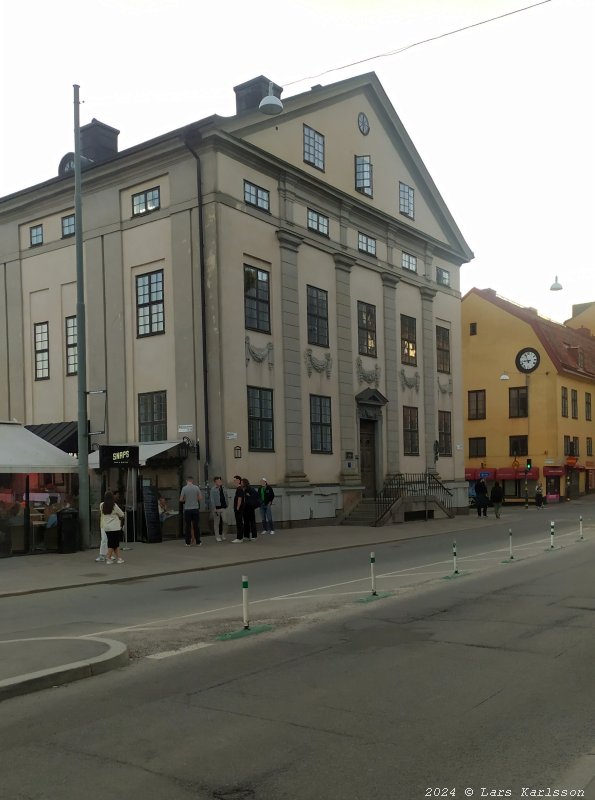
0, 510, 543, 701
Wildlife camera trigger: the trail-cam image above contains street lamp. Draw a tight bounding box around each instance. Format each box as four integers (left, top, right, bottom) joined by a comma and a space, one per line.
550, 276, 563, 291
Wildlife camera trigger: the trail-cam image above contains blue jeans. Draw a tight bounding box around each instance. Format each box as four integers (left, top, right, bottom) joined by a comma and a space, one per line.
260, 504, 274, 532
184, 508, 200, 544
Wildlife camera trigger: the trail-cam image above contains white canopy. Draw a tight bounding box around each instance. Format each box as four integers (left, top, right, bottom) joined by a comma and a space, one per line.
0, 422, 79, 474
87, 441, 180, 469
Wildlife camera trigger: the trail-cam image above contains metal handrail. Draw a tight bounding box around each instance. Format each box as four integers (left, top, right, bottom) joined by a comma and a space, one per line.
375, 472, 453, 524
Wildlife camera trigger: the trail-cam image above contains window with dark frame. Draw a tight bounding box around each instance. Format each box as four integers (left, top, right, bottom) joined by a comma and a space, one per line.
303, 125, 325, 170
403, 406, 419, 455
399, 181, 414, 218
436, 326, 450, 373
436, 267, 450, 287
247, 386, 274, 451
509, 386, 528, 418
468, 390, 486, 420
310, 394, 332, 453
357, 301, 377, 357
438, 410, 452, 456
355, 155, 373, 196
509, 435, 528, 457
573, 436, 580, 457
587, 437, 593, 457
132, 187, 160, 216
307, 285, 329, 347
34, 322, 49, 380
61, 215, 75, 238
244, 180, 270, 211
469, 437, 486, 458
564, 435, 571, 456
400, 314, 417, 366
136, 270, 164, 337
571, 388, 578, 419
401, 252, 417, 272
586, 392, 592, 421
65, 316, 77, 376
138, 391, 167, 441
307, 209, 329, 236
358, 232, 376, 256
470, 322, 477, 335
30, 224, 43, 247
561, 386, 568, 417
244, 265, 270, 333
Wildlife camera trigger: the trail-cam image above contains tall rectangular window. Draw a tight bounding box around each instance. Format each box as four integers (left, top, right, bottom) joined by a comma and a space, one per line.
307, 209, 329, 236
573, 436, 580, 456
436, 326, 450, 373
586, 392, 592, 421
561, 386, 568, 417
34, 322, 49, 380
357, 232, 376, 256
564, 435, 571, 456
469, 437, 486, 458
509, 386, 528, 418
65, 316, 77, 376
401, 252, 417, 272
310, 395, 332, 453
30, 224, 43, 247
571, 388, 578, 419
357, 301, 377, 357
244, 180, 270, 211
401, 314, 417, 366
436, 267, 450, 287
355, 155, 373, 197
247, 387, 274, 451
303, 125, 325, 170
468, 390, 486, 420
587, 437, 593, 457
61, 215, 75, 237
136, 270, 164, 336
509, 435, 528, 457
244, 265, 270, 333
403, 406, 419, 455
307, 285, 329, 347
438, 411, 452, 456
132, 187, 160, 216
138, 391, 167, 441
399, 181, 415, 218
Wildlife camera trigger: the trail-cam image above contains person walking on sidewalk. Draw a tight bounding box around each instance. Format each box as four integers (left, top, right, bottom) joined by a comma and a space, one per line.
100, 491, 126, 564
490, 480, 504, 519
180, 476, 203, 546
474, 478, 489, 518
231, 475, 245, 542
210, 477, 228, 542
258, 478, 275, 535
241, 478, 258, 540
535, 481, 544, 509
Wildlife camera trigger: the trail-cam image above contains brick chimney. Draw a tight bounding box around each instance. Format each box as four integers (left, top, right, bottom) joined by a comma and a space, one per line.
233, 76, 282, 114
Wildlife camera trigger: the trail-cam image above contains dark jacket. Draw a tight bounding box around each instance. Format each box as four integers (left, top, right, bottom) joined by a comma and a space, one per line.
259, 485, 274, 506
490, 484, 504, 503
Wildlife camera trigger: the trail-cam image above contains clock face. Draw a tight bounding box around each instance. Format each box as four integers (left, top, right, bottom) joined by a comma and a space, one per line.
358, 112, 370, 135
515, 348, 540, 373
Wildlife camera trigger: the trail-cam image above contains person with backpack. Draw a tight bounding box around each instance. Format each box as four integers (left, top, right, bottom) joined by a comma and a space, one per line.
241, 478, 259, 540
258, 478, 275, 535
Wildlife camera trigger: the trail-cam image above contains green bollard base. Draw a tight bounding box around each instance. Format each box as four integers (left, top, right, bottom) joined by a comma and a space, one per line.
442, 571, 467, 580
355, 592, 392, 604
217, 624, 273, 641
501, 557, 515, 564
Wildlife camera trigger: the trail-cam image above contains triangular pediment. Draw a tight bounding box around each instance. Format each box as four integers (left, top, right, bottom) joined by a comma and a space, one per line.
355, 388, 388, 406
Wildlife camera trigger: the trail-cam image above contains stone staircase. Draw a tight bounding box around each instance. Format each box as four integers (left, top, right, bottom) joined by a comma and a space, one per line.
341, 497, 378, 526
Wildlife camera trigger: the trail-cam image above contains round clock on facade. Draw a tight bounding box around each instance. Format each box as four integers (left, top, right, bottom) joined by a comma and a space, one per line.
358, 112, 370, 135
515, 347, 540, 373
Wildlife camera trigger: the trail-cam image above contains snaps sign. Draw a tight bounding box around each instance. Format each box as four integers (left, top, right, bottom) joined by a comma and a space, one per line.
99, 445, 140, 469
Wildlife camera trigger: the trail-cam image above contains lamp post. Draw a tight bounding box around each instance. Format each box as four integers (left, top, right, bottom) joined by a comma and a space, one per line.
74, 85, 90, 548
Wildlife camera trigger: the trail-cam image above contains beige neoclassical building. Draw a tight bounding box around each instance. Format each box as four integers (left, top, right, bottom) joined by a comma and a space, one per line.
0, 72, 473, 525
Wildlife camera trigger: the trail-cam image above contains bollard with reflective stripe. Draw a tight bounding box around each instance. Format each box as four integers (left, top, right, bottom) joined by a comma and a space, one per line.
550, 521, 555, 550
370, 551, 377, 596
242, 575, 250, 630
509, 528, 514, 561
453, 540, 459, 575
580, 515, 584, 541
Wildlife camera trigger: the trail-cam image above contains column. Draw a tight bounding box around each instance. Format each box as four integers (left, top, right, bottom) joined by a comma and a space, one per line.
382, 272, 400, 474
420, 287, 438, 472
276, 229, 308, 485
334, 252, 359, 484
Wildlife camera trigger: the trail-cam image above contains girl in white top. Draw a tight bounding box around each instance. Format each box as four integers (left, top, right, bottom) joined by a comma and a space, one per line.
100, 491, 126, 564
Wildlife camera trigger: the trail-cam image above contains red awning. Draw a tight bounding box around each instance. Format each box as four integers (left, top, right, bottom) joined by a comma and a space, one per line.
476, 468, 496, 480
496, 467, 540, 480
496, 468, 516, 480
543, 466, 565, 476
465, 468, 478, 481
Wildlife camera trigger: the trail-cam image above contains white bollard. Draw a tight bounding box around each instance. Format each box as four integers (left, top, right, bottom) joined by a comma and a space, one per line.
550, 521, 555, 550
509, 527, 514, 561
370, 551, 377, 596
453, 540, 459, 575
580, 515, 584, 541
242, 575, 250, 630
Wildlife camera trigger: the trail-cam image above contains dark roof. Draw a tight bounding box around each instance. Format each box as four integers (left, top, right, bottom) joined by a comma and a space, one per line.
25, 421, 78, 454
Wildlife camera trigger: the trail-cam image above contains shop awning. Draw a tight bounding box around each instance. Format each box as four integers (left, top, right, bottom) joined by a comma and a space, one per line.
88, 441, 180, 469
465, 468, 478, 481
25, 421, 78, 454
0, 421, 79, 473
496, 467, 540, 480
543, 466, 565, 476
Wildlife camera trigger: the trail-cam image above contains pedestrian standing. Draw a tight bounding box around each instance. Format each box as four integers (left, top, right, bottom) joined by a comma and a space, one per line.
474, 478, 489, 518
210, 477, 228, 542
96, 499, 109, 562
100, 491, 126, 564
535, 481, 544, 509
490, 480, 504, 519
179, 476, 203, 546
241, 478, 258, 540
258, 478, 275, 535
231, 475, 245, 542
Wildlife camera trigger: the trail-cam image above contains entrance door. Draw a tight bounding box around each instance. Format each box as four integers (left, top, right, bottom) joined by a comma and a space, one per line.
359, 419, 376, 497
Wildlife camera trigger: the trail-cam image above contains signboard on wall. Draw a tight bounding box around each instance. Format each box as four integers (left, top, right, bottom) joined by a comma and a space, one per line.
98, 445, 140, 470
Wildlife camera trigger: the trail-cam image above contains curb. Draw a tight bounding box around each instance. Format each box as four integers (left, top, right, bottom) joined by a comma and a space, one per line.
0, 636, 129, 702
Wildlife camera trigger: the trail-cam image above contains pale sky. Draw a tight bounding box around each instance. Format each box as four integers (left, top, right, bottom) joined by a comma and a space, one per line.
1, 0, 593, 323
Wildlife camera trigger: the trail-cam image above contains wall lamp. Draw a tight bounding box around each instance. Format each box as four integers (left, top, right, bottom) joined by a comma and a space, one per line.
234, 446, 242, 459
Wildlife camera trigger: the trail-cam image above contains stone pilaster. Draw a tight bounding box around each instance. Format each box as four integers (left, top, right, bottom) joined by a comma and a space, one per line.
382, 272, 400, 474
334, 252, 359, 484
420, 287, 438, 472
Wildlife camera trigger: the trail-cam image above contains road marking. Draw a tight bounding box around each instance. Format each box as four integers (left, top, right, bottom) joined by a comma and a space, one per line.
147, 642, 214, 660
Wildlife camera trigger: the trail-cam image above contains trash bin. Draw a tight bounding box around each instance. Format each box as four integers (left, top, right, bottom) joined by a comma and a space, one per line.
58, 508, 80, 553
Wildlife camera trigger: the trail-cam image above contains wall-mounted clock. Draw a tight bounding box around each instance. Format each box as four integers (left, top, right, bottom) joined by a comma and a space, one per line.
358, 112, 370, 135
515, 347, 540, 373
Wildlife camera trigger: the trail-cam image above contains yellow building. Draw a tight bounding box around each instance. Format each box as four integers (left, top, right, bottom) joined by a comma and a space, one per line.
462, 288, 595, 502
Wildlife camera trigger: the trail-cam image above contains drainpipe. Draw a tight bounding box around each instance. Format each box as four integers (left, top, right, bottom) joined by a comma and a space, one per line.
182, 132, 210, 485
